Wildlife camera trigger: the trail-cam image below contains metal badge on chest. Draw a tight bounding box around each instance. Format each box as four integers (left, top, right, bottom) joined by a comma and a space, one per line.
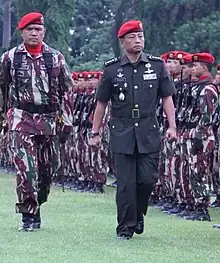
114, 68, 128, 101
143, 63, 157, 81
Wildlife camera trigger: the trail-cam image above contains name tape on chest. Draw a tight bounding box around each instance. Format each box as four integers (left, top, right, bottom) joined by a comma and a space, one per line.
143, 73, 157, 80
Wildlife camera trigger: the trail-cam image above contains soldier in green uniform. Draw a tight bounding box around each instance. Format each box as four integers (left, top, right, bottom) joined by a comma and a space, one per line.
89, 20, 177, 240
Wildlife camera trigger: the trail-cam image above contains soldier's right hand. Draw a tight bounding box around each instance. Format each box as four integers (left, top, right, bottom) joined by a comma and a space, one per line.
88, 135, 101, 148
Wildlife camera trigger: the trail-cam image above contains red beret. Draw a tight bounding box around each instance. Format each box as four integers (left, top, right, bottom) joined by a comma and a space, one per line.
72, 72, 78, 80
117, 20, 143, 38
217, 64, 220, 71
192, 53, 215, 64
180, 54, 193, 65
167, 51, 189, 60
17, 12, 44, 30
161, 53, 168, 62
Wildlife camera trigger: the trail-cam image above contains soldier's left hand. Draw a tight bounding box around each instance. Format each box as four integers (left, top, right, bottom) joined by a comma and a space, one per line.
166, 126, 177, 142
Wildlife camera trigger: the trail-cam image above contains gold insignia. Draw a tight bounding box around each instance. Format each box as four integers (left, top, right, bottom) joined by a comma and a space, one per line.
177, 53, 183, 59
193, 55, 199, 61
168, 53, 174, 59
40, 16, 44, 24
139, 22, 143, 30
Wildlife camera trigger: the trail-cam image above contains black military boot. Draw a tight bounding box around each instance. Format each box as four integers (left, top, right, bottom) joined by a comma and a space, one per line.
184, 205, 211, 221
154, 197, 167, 208
148, 195, 159, 206
210, 196, 220, 208
33, 209, 41, 230
213, 224, 220, 229
92, 183, 104, 193
134, 213, 144, 235
162, 201, 177, 213
18, 213, 34, 232
117, 227, 134, 240
168, 203, 186, 215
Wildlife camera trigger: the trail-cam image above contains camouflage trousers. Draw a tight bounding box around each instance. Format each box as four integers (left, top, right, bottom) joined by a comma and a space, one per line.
212, 142, 220, 196
153, 137, 166, 198
11, 132, 59, 214
163, 139, 175, 197
179, 137, 194, 205
186, 138, 214, 207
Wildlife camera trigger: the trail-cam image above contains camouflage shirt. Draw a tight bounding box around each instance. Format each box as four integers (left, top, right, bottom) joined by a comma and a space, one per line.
0, 42, 74, 135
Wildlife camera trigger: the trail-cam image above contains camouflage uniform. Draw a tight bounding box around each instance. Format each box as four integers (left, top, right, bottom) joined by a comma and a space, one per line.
0, 43, 73, 225
55, 74, 109, 193
182, 78, 218, 221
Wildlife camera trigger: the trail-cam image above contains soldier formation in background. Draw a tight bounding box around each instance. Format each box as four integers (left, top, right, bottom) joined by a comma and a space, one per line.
0, 14, 220, 233
152, 51, 220, 227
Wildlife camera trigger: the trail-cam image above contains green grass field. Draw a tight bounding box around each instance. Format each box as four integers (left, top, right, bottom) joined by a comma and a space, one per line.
0, 173, 220, 263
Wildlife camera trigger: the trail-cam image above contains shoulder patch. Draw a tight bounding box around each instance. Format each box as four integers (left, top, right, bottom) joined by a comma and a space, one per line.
104, 57, 120, 67
147, 54, 162, 62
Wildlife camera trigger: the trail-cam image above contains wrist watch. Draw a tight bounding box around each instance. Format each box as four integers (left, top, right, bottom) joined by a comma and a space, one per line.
88, 131, 99, 138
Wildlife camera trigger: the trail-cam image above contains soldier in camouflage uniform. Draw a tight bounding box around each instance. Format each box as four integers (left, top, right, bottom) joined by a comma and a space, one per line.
182, 53, 218, 221
156, 51, 186, 210
168, 53, 196, 216
0, 12, 74, 231
211, 64, 220, 208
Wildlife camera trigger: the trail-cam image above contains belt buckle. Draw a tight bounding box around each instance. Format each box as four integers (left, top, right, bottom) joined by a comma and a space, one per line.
132, 109, 140, 119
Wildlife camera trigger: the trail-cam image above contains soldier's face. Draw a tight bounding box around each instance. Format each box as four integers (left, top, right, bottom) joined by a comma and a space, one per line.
192, 62, 205, 78
166, 59, 181, 75
121, 32, 145, 54
21, 24, 45, 47
213, 72, 220, 84
181, 65, 193, 79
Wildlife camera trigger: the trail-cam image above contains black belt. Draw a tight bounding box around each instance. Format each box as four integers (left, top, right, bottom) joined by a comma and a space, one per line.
15, 103, 59, 114
112, 109, 154, 119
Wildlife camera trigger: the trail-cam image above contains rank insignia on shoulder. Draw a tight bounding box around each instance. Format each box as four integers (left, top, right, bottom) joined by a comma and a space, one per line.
147, 54, 162, 61
104, 57, 120, 67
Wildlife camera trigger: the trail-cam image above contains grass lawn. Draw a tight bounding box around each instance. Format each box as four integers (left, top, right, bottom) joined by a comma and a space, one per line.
0, 173, 220, 263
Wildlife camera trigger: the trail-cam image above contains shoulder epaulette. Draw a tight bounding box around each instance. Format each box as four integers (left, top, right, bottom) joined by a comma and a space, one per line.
104, 57, 120, 67
147, 54, 162, 61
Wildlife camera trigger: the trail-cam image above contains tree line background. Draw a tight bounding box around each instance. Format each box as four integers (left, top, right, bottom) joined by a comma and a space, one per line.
1, 0, 220, 71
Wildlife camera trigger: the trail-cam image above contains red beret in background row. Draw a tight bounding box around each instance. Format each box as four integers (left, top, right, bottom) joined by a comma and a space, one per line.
161, 53, 168, 62
180, 54, 193, 65
167, 51, 190, 60
192, 53, 215, 64
17, 12, 44, 30
117, 20, 144, 38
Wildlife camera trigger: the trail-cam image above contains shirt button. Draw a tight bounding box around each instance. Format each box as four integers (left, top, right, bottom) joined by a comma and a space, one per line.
134, 69, 137, 73
134, 85, 138, 89
135, 104, 138, 108
112, 125, 115, 128
149, 84, 153, 88
135, 123, 139, 127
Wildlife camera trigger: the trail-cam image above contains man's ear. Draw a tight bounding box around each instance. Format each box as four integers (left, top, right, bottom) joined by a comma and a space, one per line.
119, 38, 124, 48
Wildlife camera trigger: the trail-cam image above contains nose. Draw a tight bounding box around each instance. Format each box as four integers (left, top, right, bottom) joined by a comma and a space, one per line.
134, 35, 141, 43
30, 29, 37, 36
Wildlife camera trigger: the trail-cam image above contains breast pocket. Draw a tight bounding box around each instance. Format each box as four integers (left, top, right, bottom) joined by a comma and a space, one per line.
112, 82, 130, 109
142, 79, 159, 105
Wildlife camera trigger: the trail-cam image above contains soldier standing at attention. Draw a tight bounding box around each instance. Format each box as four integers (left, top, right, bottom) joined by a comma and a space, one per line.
89, 20, 177, 240
0, 12, 74, 231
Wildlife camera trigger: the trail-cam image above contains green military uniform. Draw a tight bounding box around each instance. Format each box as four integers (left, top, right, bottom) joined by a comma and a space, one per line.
96, 52, 175, 238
